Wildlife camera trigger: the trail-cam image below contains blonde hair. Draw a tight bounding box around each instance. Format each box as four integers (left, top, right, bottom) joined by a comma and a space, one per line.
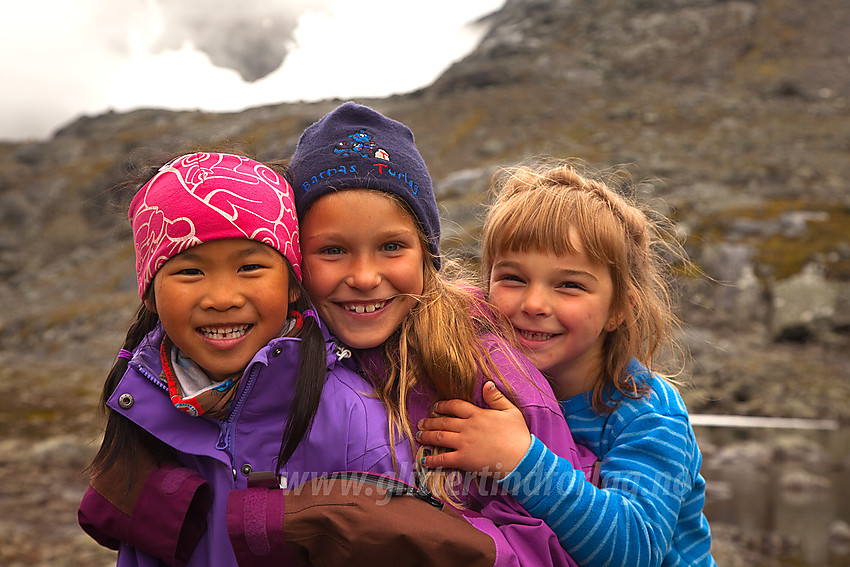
364, 193, 521, 504
480, 161, 688, 413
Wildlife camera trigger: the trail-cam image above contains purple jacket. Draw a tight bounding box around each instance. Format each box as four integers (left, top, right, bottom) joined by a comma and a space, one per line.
404, 333, 591, 567
79, 323, 411, 567
80, 329, 593, 566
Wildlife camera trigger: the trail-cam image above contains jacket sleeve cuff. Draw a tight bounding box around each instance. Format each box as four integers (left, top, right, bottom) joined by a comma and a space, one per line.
78, 461, 210, 567
227, 488, 302, 567
78, 486, 121, 551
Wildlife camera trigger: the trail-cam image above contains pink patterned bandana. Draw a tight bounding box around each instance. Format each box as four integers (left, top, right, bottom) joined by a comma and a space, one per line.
130, 152, 301, 298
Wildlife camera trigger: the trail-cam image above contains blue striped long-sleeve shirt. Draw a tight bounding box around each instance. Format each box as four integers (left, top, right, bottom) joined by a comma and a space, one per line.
499, 359, 716, 567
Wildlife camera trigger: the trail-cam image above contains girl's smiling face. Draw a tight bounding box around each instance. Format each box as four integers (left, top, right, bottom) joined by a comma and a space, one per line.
488, 239, 619, 398
146, 239, 292, 382
300, 189, 425, 350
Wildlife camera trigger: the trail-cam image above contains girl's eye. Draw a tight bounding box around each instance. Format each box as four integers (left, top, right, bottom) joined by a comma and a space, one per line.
557, 281, 585, 291
499, 274, 525, 283
176, 268, 203, 276
382, 242, 402, 252
320, 246, 344, 256
238, 264, 264, 272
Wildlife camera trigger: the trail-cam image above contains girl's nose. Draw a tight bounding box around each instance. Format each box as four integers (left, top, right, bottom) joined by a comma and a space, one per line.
200, 280, 246, 311
521, 286, 550, 317
346, 255, 381, 290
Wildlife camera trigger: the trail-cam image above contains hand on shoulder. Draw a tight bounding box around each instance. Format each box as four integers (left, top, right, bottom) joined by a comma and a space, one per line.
416, 381, 532, 478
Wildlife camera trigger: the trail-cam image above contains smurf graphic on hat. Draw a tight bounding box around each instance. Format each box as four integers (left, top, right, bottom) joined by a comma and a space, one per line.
333, 129, 380, 158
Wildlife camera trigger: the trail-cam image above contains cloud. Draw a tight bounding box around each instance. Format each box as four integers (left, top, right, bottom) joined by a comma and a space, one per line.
0, 0, 502, 141
152, 0, 330, 82
1, 0, 149, 140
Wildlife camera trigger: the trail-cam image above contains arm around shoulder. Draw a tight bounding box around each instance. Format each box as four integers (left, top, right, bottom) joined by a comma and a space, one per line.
78, 455, 210, 567
227, 473, 497, 567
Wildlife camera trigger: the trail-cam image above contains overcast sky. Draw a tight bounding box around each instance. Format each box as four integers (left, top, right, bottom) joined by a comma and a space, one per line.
1, 0, 504, 141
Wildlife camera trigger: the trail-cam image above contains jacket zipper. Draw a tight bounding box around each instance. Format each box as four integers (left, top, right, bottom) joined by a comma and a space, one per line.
333, 343, 352, 360
218, 362, 262, 455
131, 361, 168, 391
322, 471, 444, 509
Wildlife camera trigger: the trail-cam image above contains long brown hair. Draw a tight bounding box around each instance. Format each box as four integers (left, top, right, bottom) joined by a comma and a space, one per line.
480, 161, 690, 413
359, 193, 524, 503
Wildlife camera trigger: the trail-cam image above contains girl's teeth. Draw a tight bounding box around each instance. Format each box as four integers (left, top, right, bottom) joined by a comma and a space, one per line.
200, 325, 250, 339
519, 329, 555, 341
345, 301, 386, 314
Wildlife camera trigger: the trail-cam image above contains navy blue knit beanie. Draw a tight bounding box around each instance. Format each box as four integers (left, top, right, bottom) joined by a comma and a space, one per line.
289, 102, 441, 268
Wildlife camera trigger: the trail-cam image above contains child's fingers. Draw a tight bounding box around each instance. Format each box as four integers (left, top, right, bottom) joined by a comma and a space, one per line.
417, 414, 464, 434
415, 428, 460, 450
420, 449, 461, 470
481, 381, 517, 411
431, 398, 478, 418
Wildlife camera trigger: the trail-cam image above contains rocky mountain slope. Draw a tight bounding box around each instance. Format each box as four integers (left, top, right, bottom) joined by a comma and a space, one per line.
0, 0, 848, 564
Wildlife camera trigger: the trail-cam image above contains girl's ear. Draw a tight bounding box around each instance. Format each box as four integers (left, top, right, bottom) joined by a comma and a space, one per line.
606, 292, 633, 331
143, 296, 157, 314
606, 316, 622, 332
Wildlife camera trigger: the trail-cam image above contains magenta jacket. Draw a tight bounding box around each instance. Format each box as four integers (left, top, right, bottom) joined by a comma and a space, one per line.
403, 333, 594, 567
